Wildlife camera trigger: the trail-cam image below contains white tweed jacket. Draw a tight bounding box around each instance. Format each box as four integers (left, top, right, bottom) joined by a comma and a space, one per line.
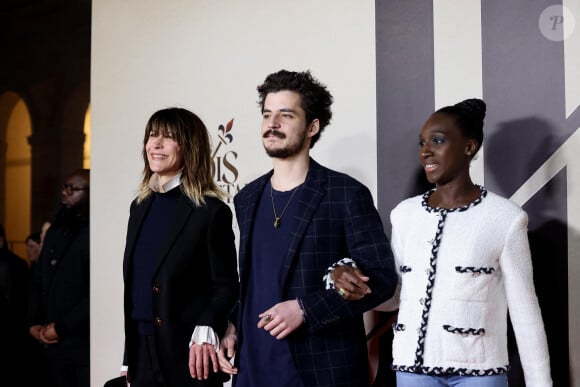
387, 188, 552, 386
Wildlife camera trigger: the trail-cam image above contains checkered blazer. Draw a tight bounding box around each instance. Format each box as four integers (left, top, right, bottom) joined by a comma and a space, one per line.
233, 159, 397, 387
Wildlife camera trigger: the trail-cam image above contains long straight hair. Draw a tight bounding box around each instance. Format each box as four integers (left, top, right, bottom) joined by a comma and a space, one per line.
136, 107, 224, 205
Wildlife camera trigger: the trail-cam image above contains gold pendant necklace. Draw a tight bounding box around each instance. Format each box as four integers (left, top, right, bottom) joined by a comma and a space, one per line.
270, 182, 300, 229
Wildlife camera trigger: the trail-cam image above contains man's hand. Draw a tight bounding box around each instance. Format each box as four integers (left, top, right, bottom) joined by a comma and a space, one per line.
39, 322, 59, 344
217, 323, 238, 375
188, 342, 218, 380
29, 325, 44, 342
332, 266, 371, 300
258, 300, 303, 339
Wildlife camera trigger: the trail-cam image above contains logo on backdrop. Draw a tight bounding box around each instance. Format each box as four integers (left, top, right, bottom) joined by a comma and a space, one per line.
212, 118, 241, 203
538, 5, 576, 42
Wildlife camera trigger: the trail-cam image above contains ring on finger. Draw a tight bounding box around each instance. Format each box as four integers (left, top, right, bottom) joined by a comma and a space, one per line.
337, 287, 347, 297
262, 314, 273, 322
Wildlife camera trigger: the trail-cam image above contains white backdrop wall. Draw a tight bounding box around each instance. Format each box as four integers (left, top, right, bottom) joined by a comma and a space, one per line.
91, 1, 377, 386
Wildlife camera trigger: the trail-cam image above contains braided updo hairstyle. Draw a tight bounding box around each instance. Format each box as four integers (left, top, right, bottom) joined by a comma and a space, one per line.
436, 98, 486, 156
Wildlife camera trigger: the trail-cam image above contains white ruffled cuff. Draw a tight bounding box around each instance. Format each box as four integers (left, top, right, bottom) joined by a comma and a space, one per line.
188, 325, 220, 352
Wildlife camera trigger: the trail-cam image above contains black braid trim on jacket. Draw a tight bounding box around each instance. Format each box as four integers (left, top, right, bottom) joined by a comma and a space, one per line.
455, 266, 495, 275
392, 364, 509, 376
421, 186, 487, 214
412, 211, 446, 366
392, 323, 406, 332
442, 325, 485, 336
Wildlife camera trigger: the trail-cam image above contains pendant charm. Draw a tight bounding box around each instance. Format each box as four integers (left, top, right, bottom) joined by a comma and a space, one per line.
274, 217, 281, 228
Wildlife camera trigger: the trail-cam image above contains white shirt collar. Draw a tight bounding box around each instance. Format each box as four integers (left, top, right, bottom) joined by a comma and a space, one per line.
148, 172, 182, 193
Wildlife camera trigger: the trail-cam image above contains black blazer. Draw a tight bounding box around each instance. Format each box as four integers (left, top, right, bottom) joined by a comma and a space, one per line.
234, 159, 397, 386
123, 191, 239, 386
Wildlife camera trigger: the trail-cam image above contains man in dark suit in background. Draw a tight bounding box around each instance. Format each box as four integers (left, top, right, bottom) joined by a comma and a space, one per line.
28, 169, 90, 387
218, 70, 398, 386
0, 224, 29, 386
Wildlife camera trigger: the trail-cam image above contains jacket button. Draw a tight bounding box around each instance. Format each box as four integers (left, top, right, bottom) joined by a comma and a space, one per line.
154, 317, 163, 326
152, 286, 160, 294
50, 259, 57, 266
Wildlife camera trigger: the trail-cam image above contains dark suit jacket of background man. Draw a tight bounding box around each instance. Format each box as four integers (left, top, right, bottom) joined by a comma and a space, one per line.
233, 158, 398, 387
0, 245, 29, 384
123, 193, 239, 386
28, 214, 90, 366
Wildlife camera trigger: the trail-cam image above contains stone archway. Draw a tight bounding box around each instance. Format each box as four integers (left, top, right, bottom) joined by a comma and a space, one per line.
0, 91, 32, 260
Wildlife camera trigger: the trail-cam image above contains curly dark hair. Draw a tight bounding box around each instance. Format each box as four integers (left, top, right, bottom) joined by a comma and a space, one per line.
436, 98, 486, 156
257, 70, 333, 148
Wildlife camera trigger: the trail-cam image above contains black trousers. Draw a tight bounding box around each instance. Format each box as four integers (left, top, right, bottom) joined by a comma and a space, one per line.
131, 334, 166, 387
46, 346, 90, 387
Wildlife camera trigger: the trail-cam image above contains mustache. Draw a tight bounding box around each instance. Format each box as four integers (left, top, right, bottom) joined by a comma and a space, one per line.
263, 129, 286, 139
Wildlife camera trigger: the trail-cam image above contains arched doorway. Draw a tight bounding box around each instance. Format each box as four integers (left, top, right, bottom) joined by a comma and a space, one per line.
0, 91, 32, 261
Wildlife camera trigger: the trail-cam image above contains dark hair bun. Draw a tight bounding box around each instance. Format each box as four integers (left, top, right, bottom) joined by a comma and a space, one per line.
455, 98, 486, 121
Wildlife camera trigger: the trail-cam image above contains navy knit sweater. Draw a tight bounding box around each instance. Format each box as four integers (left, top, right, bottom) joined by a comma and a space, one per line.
130, 187, 180, 332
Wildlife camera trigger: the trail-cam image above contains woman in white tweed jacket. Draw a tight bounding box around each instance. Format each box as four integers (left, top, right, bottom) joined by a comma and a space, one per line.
330, 99, 552, 386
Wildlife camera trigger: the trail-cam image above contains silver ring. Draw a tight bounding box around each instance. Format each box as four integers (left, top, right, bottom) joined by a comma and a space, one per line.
262, 314, 272, 322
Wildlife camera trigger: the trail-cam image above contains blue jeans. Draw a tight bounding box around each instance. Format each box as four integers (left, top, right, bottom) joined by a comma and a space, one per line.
396, 372, 509, 387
